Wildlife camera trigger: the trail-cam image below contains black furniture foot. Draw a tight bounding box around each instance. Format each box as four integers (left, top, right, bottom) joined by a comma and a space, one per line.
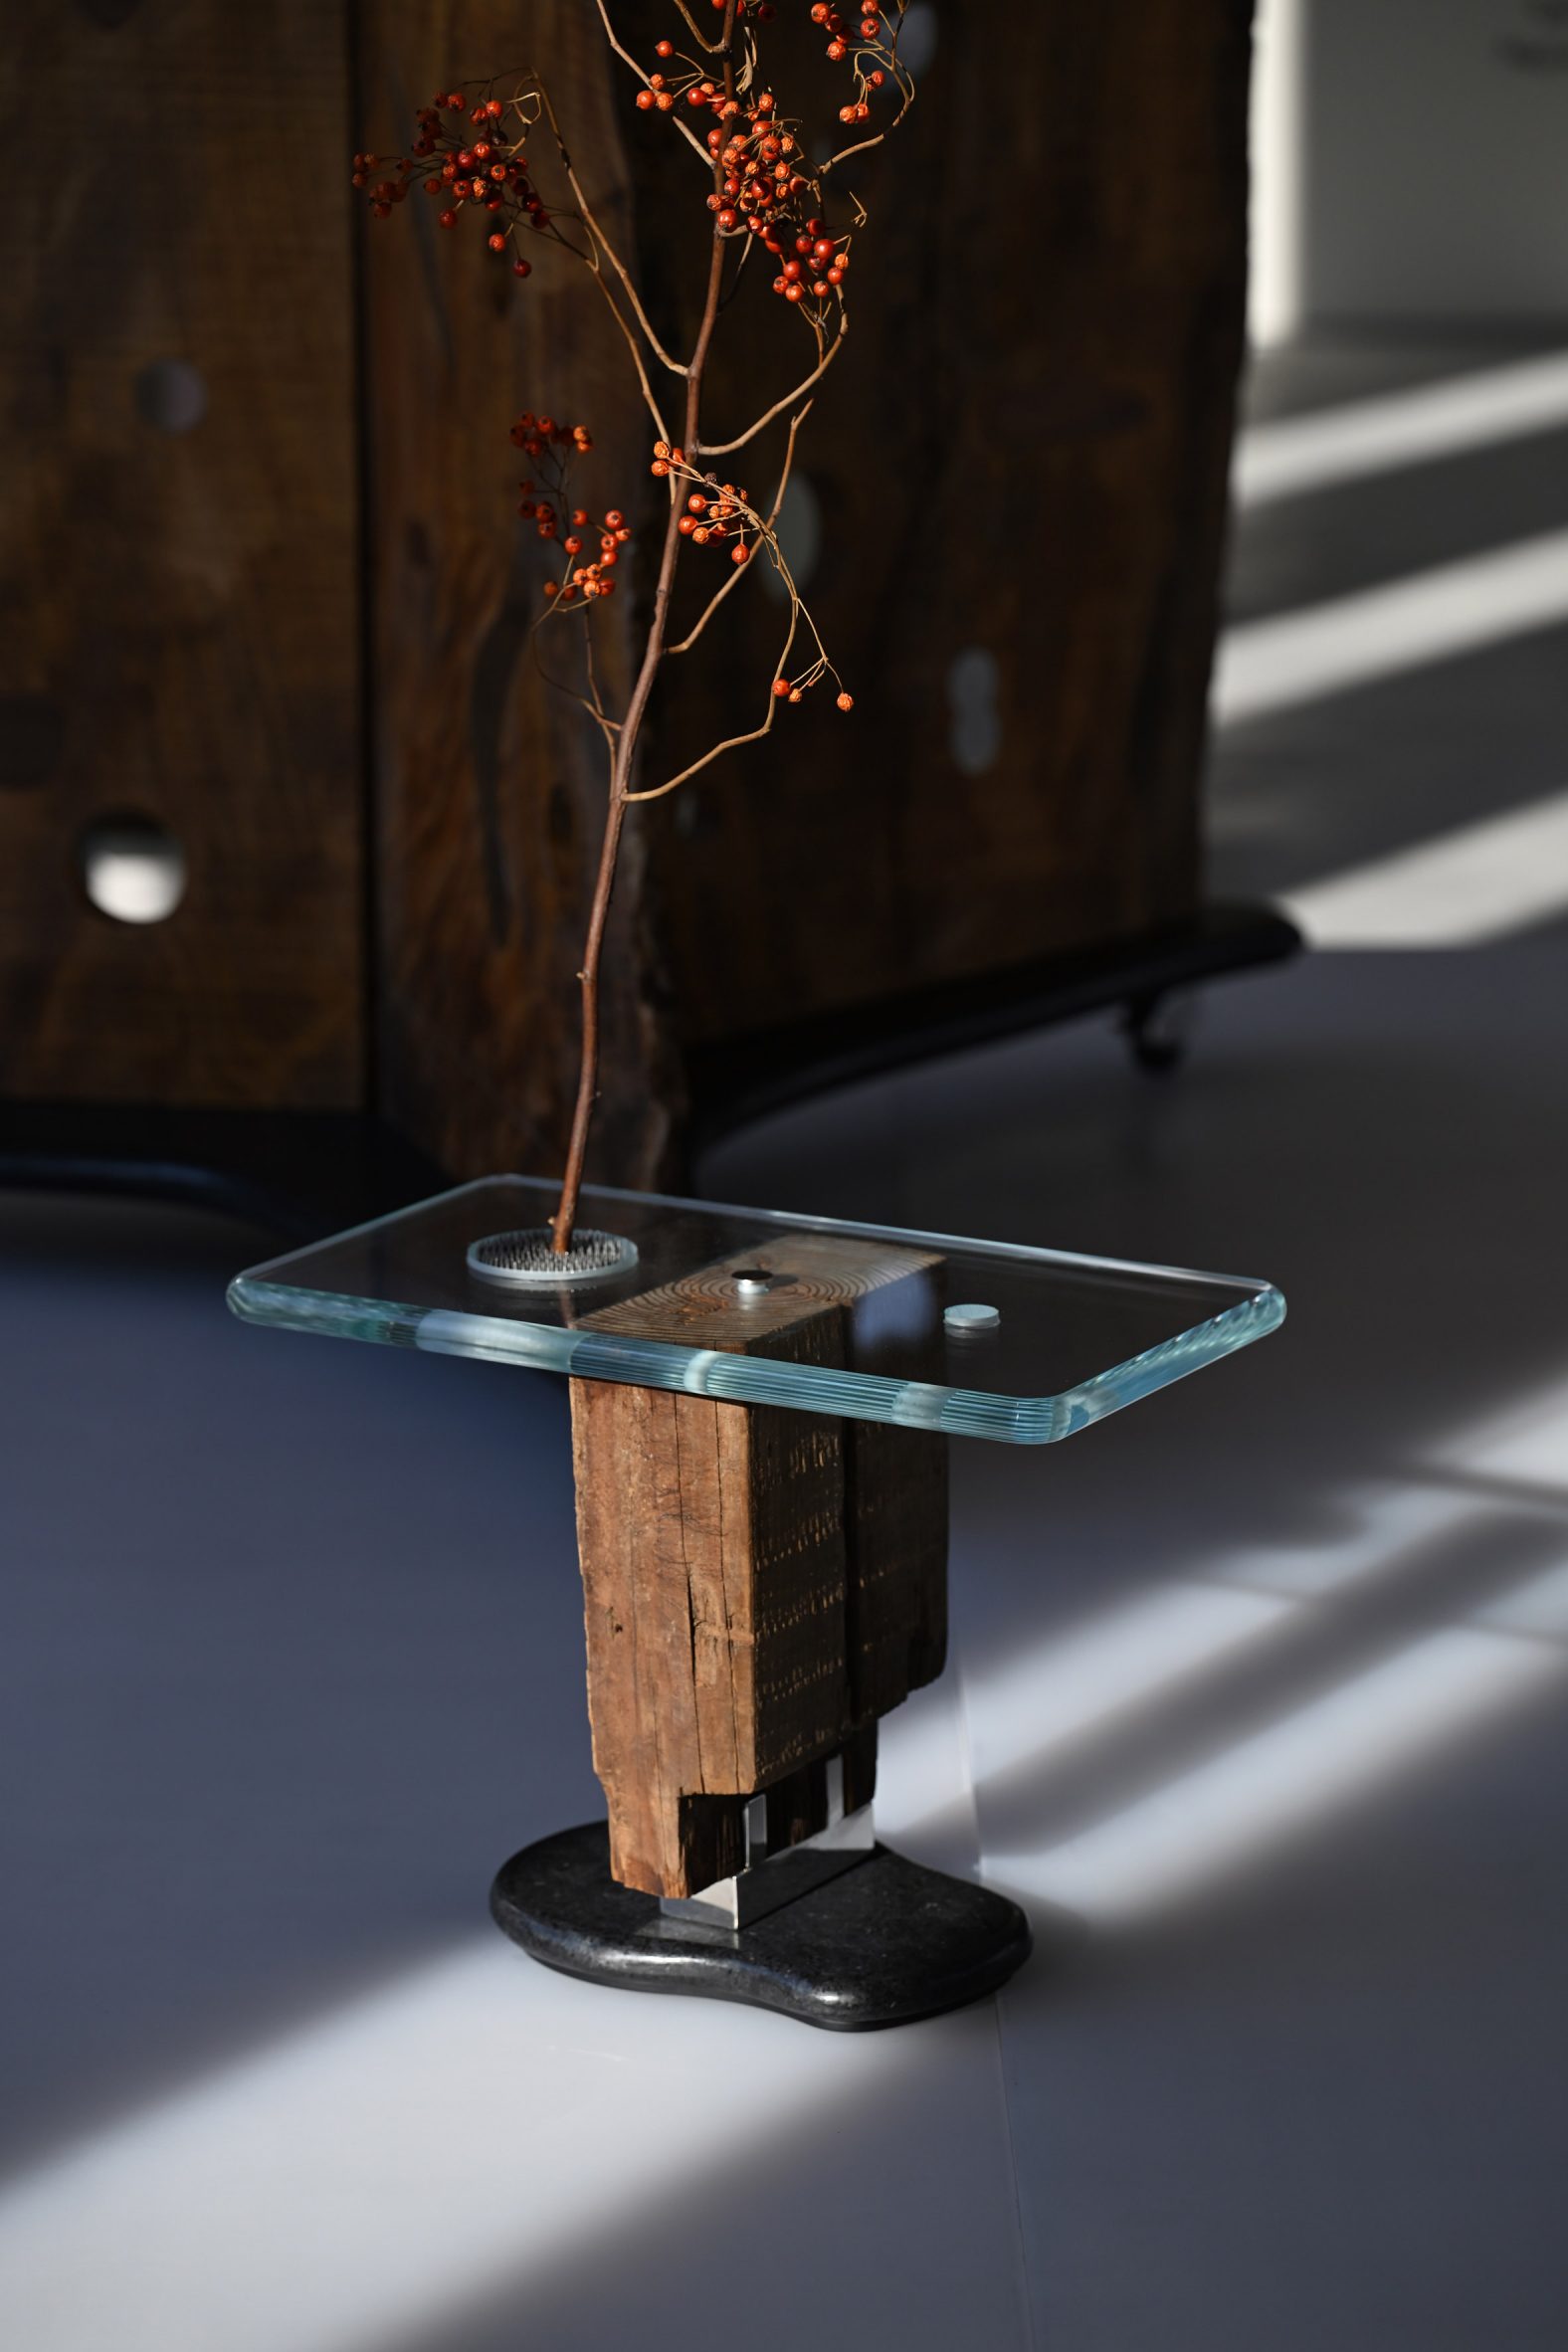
490, 1821, 1032, 2032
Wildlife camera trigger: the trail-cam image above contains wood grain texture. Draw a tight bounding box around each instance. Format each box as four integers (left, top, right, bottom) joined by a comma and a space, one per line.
360, 0, 682, 1187
0, 1, 363, 1106
570, 1238, 948, 1897
570, 1329, 847, 1897
588, 1236, 949, 1732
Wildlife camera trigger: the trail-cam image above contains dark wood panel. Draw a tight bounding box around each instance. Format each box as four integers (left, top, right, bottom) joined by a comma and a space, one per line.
0, 0, 364, 1107
0, 4, 1252, 1165
352, 1, 1251, 1182
641, 0, 1254, 1042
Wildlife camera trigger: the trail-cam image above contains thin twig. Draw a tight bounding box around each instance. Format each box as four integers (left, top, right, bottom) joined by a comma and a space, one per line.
668, 1, 725, 55
529, 606, 622, 755
536, 82, 689, 376
581, 612, 613, 731
819, 78, 915, 176
580, 259, 675, 442
696, 322, 847, 456
625, 610, 802, 802
594, 0, 718, 167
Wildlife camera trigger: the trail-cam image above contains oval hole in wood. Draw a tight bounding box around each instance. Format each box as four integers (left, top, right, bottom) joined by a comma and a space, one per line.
947, 646, 1002, 776
900, 4, 938, 75
759, 474, 822, 604
78, 813, 187, 924
134, 359, 208, 434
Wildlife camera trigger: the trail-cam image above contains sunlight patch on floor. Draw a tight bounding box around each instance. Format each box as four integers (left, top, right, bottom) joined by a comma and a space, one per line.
1234, 348, 1568, 506
1280, 788, 1568, 946
988, 1620, 1560, 1922
1212, 529, 1568, 727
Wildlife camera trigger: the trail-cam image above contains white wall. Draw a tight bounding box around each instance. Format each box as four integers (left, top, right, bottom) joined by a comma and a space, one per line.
1250, 0, 1568, 343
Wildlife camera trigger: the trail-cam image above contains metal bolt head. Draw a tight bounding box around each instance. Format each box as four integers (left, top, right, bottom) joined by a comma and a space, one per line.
945, 1301, 1001, 1333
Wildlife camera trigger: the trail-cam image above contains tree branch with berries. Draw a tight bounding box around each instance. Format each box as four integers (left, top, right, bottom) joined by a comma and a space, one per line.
353, 1, 916, 1251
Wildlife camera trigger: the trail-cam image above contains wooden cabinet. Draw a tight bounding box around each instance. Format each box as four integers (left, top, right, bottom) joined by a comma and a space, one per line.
0, 0, 1255, 1189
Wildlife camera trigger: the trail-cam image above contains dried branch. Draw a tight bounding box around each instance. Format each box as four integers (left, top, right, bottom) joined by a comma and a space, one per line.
696, 322, 847, 456
359, 1, 917, 1250
628, 614, 805, 800
594, 0, 719, 167
534, 82, 689, 377
819, 75, 916, 175
550, 0, 743, 1251
529, 604, 622, 757
668, 1, 726, 56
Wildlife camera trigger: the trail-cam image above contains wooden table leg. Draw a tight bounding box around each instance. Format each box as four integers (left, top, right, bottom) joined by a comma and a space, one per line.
567, 1238, 948, 1901
490, 1235, 1030, 2029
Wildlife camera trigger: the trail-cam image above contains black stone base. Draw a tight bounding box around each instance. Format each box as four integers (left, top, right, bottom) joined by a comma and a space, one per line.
490, 1821, 1032, 2032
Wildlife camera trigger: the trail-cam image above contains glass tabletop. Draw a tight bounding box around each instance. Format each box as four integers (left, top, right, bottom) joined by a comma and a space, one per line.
228, 1177, 1284, 1446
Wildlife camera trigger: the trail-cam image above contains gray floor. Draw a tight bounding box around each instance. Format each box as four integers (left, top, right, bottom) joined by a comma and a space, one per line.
4, 336, 1567, 2348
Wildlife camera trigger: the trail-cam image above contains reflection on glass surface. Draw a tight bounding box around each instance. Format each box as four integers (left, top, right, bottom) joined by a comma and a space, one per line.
228, 1178, 1284, 1446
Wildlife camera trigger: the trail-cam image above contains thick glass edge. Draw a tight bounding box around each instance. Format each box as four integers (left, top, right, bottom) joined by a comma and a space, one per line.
582, 1174, 1279, 1300
237, 1171, 1278, 1307
226, 1274, 1286, 1447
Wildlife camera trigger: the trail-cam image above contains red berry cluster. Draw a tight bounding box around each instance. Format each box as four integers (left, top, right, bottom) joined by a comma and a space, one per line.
352, 90, 548, 275
650, 443, 759, 568
631, 8, 909, 317
772, 673, 855, 711
509, 415, 631, 607
810, 4, 894, 121
648, 435, 855, 706
702, 86, 856, 314
642, 68, 852, 318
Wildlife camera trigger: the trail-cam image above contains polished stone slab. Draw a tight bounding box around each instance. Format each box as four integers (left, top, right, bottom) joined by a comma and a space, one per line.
490, 1823, 1033, 2032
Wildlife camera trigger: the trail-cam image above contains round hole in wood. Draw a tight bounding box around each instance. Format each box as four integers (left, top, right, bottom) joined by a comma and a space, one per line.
900, 3, 938, 74
947, 646, 1002, 777
78, 812, 187, 924
759, 474, 823, 603
134, 358, 208, 434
